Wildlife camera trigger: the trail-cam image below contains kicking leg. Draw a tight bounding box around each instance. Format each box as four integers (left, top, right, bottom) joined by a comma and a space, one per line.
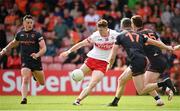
74, 70, 104, 105
73, 63, 91, 105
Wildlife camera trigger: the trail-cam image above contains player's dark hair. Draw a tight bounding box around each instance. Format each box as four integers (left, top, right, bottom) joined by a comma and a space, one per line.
97, 19, 108, 28
131, 15, 143, 27
23, 15, 33, 21
121, 18, 131, 28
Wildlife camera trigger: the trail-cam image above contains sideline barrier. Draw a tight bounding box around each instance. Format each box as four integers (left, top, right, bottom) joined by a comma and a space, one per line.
0, 70, 136, 95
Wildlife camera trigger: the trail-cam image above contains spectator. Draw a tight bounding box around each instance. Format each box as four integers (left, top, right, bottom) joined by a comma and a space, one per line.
4, 10, 18, 25
69, 28, 81, 44
122, 5, 133, 18
54, 16, 69, 43
7, 48, 21, 69
63, 8, 74, 29
54, 6, 63, 17
45, 39, 57, 56
161, 5, 174, 26
15, 0, 28, 14
117, 0, 128, 12
170, 7, 180, 33
114, 11, 123, 31
96, 0, 111, 11
84, 6, 100, 33
44, 12, 58, 31
0, 24, 7, 69
38, 9, 48, 25
0, 24, 7, 50
30, 0, 44, 16
74, 11, 84, 27
109, 3, 118, 19
0, 6, 8, 23
70, 3, 79, 19
161, 26, 175, 44
57, 0, 69, 11
102, 10, 116, 29
69, 0, 85, 15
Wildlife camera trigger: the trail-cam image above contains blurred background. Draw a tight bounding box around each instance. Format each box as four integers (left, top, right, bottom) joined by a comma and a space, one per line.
0, 0, 180, 95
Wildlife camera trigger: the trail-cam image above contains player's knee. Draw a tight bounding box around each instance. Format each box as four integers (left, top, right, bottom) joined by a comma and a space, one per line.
118, 76, 126, 85
137, 88, 147, 95
39, 81, 45, 85
137, 90, 144, 95
22, 77, 30, 84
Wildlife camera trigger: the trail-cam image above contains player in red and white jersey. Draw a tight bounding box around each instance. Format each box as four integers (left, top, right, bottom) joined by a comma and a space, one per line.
60, 19, 120, 105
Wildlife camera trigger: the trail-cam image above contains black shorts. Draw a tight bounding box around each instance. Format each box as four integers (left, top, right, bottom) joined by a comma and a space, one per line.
21, 58, 42, 71
147, 54, 167, 73
130, 54, 147, 76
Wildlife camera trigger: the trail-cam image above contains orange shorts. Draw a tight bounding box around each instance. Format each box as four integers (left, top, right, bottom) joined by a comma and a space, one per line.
85, 57, 108, 74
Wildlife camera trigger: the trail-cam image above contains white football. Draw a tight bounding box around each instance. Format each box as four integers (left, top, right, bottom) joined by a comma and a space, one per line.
71, 69, 84, 82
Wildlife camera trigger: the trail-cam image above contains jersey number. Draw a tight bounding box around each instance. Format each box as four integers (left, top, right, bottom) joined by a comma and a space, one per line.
143, 33, 156, 40
125, 32, 139, 42
143, 33, 156, 45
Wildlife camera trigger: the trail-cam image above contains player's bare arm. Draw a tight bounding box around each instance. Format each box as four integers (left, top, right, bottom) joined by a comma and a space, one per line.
174, 45, 180, 50
0, 39, 19, 56
146, 38, 173, 51
107, 44, 118, 69
59, 39, 91, 57
31, 39, 47, 60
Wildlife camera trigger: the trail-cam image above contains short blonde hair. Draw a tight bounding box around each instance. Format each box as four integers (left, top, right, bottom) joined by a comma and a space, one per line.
97, 19, 108, 28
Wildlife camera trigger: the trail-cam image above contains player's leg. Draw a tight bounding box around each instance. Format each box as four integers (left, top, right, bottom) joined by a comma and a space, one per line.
133, 74, 175, 95
20, 67, 31, 104
145, 71, 164, 106
32, 70, 45, 85
131, 56, 174, 95
147, 55, 174, 101
73, 70, 104, 105
108, 67, 132, 106
73, 63, 91, 105
79, 63, 92, 76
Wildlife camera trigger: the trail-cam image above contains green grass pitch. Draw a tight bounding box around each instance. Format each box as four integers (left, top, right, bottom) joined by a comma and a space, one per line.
0, 96, 180, 111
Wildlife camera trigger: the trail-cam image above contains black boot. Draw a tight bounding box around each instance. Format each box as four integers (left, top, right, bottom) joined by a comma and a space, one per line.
21, 98, 27, 104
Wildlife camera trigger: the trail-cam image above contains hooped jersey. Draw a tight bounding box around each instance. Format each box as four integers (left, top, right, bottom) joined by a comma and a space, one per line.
87, 29, 120, 62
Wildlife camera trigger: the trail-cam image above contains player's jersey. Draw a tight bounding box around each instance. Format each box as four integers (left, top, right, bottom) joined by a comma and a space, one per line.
138, 29, 162, 57
87, 29, 120, 62
115, 29, 148, 60
15, 29, 43, 63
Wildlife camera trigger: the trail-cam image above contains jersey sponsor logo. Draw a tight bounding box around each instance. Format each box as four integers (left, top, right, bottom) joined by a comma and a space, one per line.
153, 53, 158, 56
97, 38, 103, 41
20, 41, 35, 45
20, 34, 24, 37
95, 42, 113, 50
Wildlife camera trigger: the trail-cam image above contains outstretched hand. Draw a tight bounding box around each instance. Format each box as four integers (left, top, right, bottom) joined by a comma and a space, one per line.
166, 46, 174, 51
0, 49, 6, 57
174, 45, 180, 51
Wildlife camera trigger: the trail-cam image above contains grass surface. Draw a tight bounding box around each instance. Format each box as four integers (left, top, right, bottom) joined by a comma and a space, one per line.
0, 96, 180, 111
